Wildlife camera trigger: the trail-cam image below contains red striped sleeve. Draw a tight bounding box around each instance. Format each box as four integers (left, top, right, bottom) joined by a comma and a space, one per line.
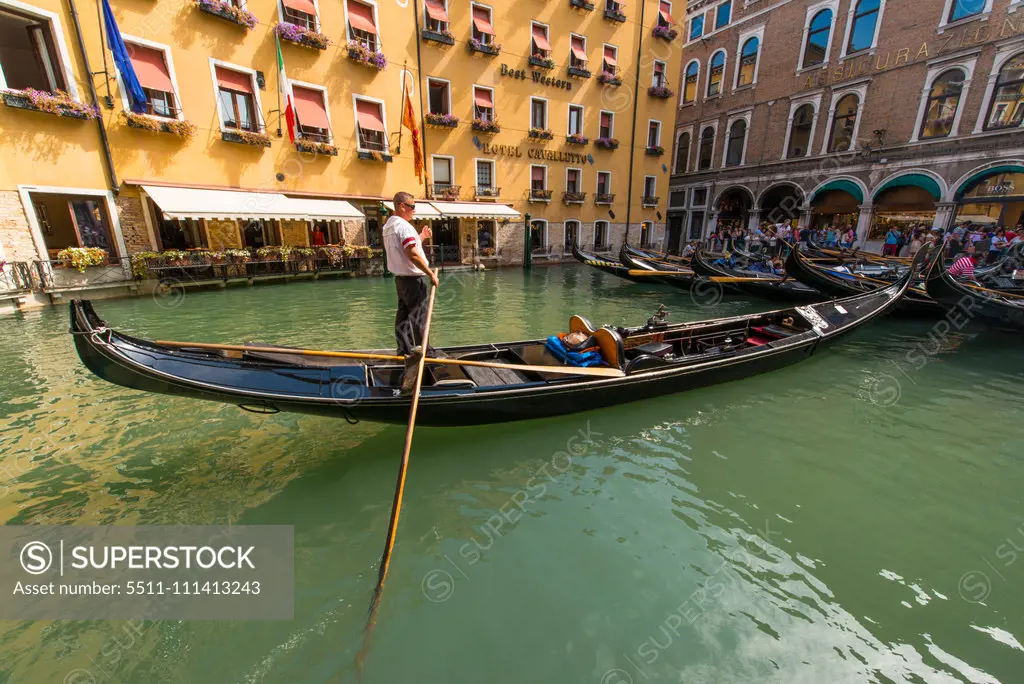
402, 237, 416, 247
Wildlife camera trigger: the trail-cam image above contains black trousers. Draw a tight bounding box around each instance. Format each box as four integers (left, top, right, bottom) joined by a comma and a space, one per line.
395, 276, 428, 355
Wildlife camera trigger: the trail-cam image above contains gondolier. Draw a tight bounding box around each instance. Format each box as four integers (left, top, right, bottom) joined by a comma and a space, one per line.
383, 192, 441, 390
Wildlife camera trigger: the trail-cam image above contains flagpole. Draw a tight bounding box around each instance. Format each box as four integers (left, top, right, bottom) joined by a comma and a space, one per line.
94, 0, 112, 107
275, 35, 282, 137
396, 60, 407, 156
411, 0, 430, 195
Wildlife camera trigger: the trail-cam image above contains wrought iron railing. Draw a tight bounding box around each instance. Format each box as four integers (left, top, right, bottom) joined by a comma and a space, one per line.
423, 245, 461, 266
33, 257, 133, 291
429, 184, 462, 200
0, 262, 34, 293
474, 185, 501, 198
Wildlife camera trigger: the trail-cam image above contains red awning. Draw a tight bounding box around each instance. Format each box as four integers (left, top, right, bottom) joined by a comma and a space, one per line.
659, 1, 675, 24
531, 167, 544, 181
129, 45, 173, 93
216, 66, 253, 94
571, 37, 587, 61
603, 45, 617, 66
472, 5, 494, 34
531, 24, 551, 51
347, 0, 377, 34
292, 85, 330, 130
424, 0, 448, 22
474, 88, 493, 108
355, 99, 384, 131
283, 0, 316, 15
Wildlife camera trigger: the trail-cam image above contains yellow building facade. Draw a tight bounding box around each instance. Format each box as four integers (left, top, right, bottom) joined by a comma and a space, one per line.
0, 0, 684, 305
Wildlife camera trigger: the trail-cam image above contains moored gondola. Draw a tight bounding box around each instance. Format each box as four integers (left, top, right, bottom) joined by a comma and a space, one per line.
924, 248, 1024, 332
571, 240, 650, 283
691, 248, 823, 303
619, 245, 701, 289
69, 249, 924, 427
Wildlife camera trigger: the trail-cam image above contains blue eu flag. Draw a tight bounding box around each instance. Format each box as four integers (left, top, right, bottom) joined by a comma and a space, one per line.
102, 0, 147, 113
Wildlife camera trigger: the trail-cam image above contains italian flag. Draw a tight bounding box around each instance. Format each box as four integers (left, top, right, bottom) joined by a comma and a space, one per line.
276, 35, 296, 143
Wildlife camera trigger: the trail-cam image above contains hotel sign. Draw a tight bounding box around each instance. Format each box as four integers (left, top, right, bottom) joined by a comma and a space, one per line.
479, 142, 590, 165
500, 64, 573, 92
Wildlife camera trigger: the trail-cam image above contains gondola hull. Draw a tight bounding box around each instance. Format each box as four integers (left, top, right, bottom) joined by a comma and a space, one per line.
619, 245, 700, 289
924, 258, 1024, 332
571, 241, 650, 283
690, 248, 823, 303
70, 252, 921, 426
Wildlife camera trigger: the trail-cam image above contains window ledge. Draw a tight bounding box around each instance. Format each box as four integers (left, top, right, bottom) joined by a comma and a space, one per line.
705, 94, 722, 101
795, 63, 828, 76
679, 102, 696, 109
221, 129, 272, 147
357, 150, 393, 162
840, 48, 875, 60
937, 13, 989, 34
297, 140, 339, 156
733, 83, 755, 92
2, 90, 98, 120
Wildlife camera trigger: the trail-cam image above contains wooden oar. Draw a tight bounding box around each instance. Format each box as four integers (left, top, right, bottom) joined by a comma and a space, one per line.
357, 273, 438, 678
627, 269, 694, 277
154, 341, 625, 378
709, 276, 782, 283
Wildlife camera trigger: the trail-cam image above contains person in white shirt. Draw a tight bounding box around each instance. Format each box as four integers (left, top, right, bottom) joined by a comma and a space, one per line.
383, 192, 440, 391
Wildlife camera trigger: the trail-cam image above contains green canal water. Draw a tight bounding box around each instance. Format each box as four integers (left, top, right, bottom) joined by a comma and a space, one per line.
2, 265, 1024, 683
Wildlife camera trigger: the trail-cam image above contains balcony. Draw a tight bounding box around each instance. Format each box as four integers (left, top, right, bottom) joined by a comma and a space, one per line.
595, 193, 615, 205
430, 184, 461, 200
648, 85, 674, 99
530, 189, 553, 203
563, 191, 586, 204
569, 0, 595, 10
529, 54, 555, 70
421, 27, 455, 45
641, 196, 660, 208
645, 146, 665, 157
568, 64, 592, 79
474, 185, 501, 199
652, 24, 679, 41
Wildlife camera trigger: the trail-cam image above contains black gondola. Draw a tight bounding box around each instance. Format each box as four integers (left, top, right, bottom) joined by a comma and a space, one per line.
69, 250, 923, 427
785, 242, 944, 316
690, 248, 823, 303
618, 245, 700, 289
571, 241, 650, 283
924, 250, 1024, 332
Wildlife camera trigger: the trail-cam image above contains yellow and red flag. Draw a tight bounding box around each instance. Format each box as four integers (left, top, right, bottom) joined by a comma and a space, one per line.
402, 88, 423, 184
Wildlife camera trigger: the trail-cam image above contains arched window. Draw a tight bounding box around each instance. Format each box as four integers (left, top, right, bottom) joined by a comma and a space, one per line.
828, 94, 859, 152
847, 0, 879, 54
787, 104, 815, 158
698, 126, 715, 170
802, 10, 832, 68
707, 51, 725, 97
675, 131, 690, 173
564, 220, 580, 250
948, 0, 983, 22
985, 54, 1024, 131
736, 38, 759, 88
920, 69, 965, 139
594, 220, 609, 250
725, 119, 746, 167
683, 61, 699, 103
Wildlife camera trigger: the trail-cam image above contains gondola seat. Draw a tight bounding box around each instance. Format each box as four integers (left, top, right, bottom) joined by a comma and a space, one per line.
745, 335, 774, 346
592, 327, 625, 369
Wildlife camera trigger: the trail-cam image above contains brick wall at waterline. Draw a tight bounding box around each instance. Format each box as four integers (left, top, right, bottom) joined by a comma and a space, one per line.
0, 191, 37, 262
114, 193, 154, 254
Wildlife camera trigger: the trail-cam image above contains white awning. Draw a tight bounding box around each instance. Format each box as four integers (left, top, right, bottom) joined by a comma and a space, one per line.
142, 186, 365, 221
279, 197, 364, 220
429, 202, 521, 219
382, 201, 442, 218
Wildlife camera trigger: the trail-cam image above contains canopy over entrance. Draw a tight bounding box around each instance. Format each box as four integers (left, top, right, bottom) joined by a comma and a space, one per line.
142, 186, 364, 221
874, 173, 942, 202
810, 179, 864, 205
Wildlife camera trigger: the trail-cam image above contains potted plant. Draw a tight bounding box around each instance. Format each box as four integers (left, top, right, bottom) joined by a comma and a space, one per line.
594, 137, 620, 150
275, 22, 329, 50
648, 85, 674, 98
122, 111, 197, 140
468, 38, 501, 55
528, 127, 554, 140
346, 41, 387, 70
3, 88, 99, 120
425, 112, 459, 128
652, 24, 678, 40
194, 0, 257, 29
472, 118, 501, 133
598, 71, 622, 86
296, 139, 339, 156
567, 133, 588, 145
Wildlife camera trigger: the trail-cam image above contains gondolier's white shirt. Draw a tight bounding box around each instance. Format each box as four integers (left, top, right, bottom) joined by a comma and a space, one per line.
383, 215, 426, 277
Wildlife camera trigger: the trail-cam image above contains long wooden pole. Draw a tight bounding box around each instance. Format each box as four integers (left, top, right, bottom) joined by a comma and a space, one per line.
357, 275, 438, 677
153, 340, 625, 378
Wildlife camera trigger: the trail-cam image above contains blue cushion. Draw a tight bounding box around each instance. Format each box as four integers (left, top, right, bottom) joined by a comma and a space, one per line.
544, 336, 604, 367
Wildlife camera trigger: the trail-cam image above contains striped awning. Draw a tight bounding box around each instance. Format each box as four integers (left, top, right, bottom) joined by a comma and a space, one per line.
382, 200, 443, 218
429, 202, 521, 219
142, 186, 363, 221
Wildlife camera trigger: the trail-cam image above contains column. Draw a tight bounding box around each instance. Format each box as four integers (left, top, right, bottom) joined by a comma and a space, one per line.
746, 209, 763, 234
705, 211, 719, 246
797, 209, 813, 231
855, 204, 875, 247
932, 202, 957, 233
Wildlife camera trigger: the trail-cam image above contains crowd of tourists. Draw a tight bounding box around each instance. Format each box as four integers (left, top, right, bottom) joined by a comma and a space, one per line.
707, 221, 858, 256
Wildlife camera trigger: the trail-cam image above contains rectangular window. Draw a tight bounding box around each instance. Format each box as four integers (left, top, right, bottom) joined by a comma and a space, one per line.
432, 156, 453, 185
355, 97, 387, 151
692, 187, 708, 206
476, 159, 493, 188
531, 165, 547, 191
282, 0, 318, 30
644, 176, 657, 198
474, 86, 494, 121
568, 104, 584, 135
597, 171, 611, 195
600, 110, 614, 138
427, 78, 449, 115
0, 8, 67, 93
715, 1, 731, 29
653, 61, 666, 87
594, 221, 607, 249
570, 34, 587, 69
128, 44, 178, 118
471, 4, 494, 44
688, 212, 704, 240
648, 121, 661, 148
216, 67, 258, 131
531, 22, 550, 58
531, 98, 548, 129
689, 14, 704, 40
566, 168, 580, 193
347, 0, 378, 51
658, 1, 674, 27
424, 0, 448, 32
603, 45, 618, 75
293, 84, 331, 142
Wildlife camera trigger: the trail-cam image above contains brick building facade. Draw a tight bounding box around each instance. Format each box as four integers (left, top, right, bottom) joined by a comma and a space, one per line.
666, 0, 1024, 251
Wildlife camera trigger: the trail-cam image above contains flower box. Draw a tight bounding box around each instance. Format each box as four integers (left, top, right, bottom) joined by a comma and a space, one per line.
567, 134, 589, 145
652, 24, 678, 40
530, 190, 553, 201
195, 0, 257, 29
595, 193, 615, 204
221, 129, 272, 147
598, 71, 622, 86
563, 191, 586, 204
475, 186, 501, 198
347, 41, 387, 70
568, 66, 592, 79
594, 137, 620, 150
528, 128, 554, 140
421, 28, 455, 45
648, 85, 674, 98
431, 184, 461, 200
275, 22, 328, 49
468, 39, 500, 56
604, 7, 627, 21
58, 247, 108, 272
357, 150, 393, 162
123, 111, 197, 139
645, 146, 664, 156
296, 140, 338, 156
425, 112, 459, 128
569, 0, 595, 10
2, 89, 98, 120
642, 196, 660, 207
529, 55, 555, 70
472, 119, 500, 133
